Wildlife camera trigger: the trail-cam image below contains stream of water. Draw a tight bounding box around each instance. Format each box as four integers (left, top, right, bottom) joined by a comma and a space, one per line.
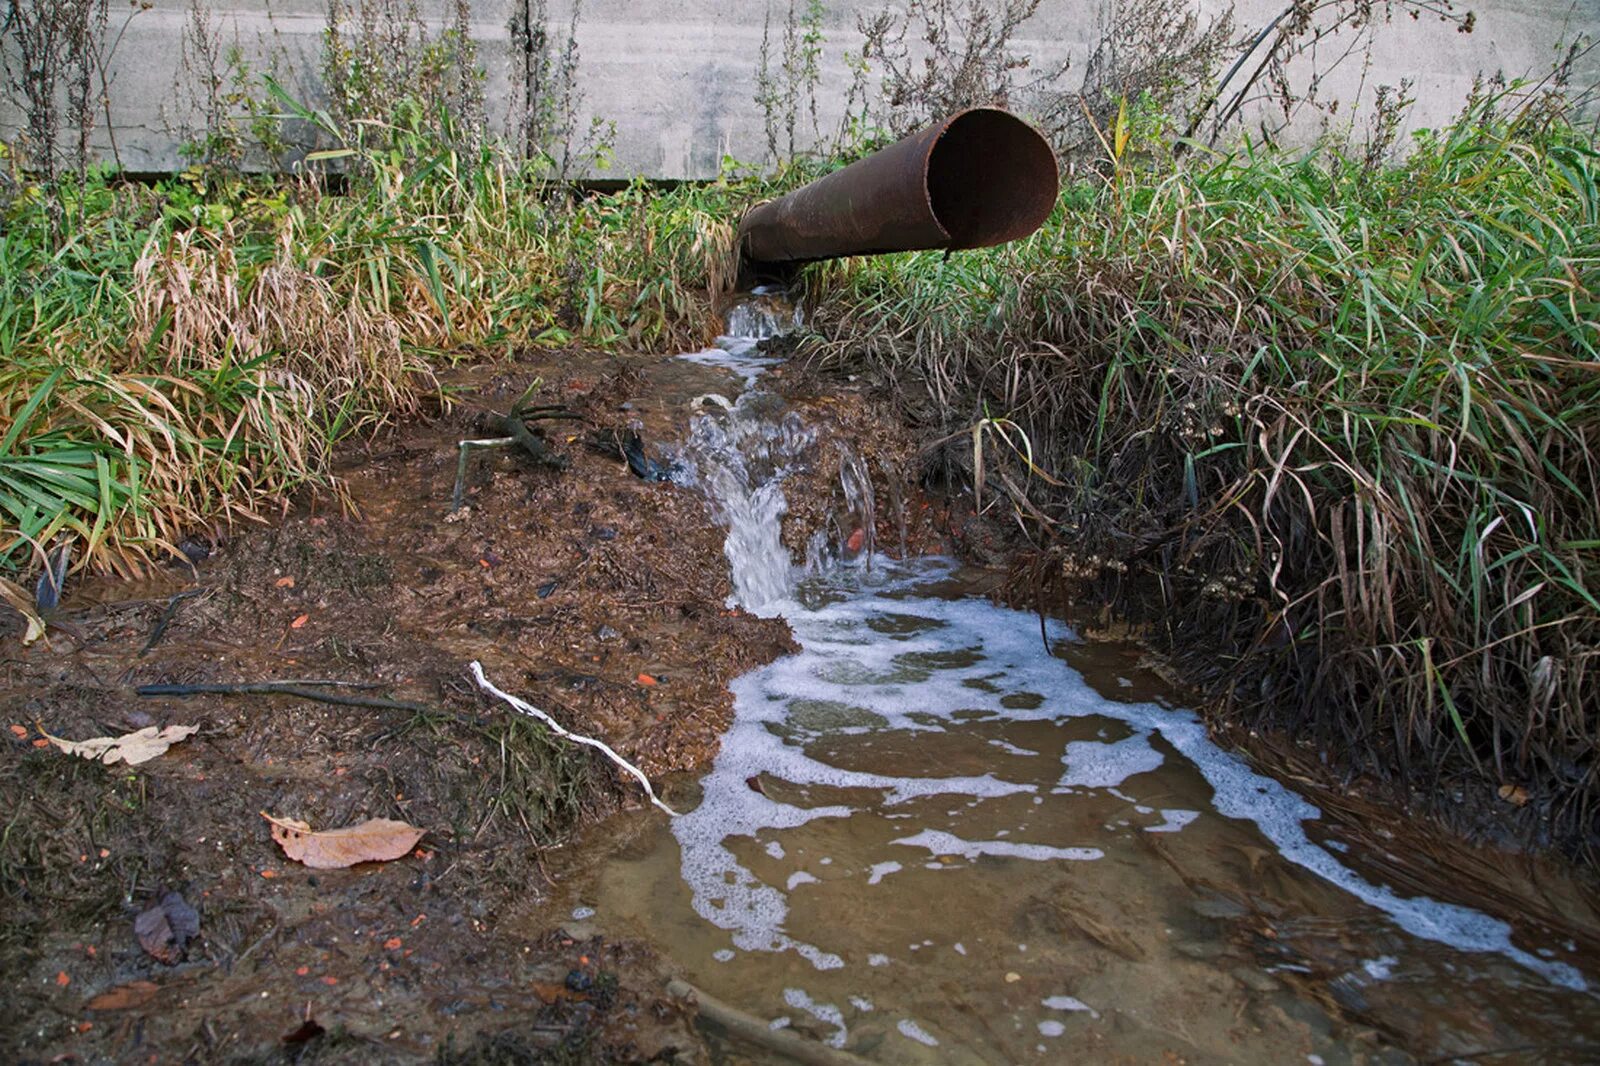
556, 301, 1600, 1063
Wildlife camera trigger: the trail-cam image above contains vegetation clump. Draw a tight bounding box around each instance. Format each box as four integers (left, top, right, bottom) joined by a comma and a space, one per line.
1, 0, 1596, 862
807, 87, 1600, 856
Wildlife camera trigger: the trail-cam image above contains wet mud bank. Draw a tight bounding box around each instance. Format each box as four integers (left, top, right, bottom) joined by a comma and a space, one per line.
4, 318, 1600, 1064
0, 345, 911, 1063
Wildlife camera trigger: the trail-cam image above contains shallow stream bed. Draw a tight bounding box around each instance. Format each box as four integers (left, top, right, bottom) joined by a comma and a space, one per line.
551, 560, 1598, 1064
543, 304, 1600, 1064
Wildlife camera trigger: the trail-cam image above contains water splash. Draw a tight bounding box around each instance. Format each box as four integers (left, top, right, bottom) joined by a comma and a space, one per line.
675, 294, 810, 612
677, 392, 813, 612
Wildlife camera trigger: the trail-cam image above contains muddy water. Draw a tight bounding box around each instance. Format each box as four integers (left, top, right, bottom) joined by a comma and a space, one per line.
549, 304, 1600, 1063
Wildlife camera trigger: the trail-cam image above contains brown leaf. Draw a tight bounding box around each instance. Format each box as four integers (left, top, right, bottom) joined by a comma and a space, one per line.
134, 891, 200, 964
1498, 783, 1530, 807
289, 613, 309, 629
86, 980, 160, 1012
0, 576, 45, 646
262, 812, 424, 870
274, 576, 296, 589
530, 980, 587, 1004
40, 723, 199, 766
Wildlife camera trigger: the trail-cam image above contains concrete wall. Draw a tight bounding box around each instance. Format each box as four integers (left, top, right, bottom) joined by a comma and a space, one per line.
3, 0, 1596, 178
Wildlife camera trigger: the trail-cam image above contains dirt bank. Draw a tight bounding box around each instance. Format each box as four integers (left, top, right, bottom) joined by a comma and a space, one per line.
1, 347, 906, 1063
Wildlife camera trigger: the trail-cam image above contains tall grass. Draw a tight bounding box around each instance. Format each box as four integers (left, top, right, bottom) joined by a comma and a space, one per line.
0, 148, 758, 580
806, 93, 1600, 852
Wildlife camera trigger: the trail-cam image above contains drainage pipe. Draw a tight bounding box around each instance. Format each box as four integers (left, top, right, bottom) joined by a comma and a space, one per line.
737, 108, 1059, 272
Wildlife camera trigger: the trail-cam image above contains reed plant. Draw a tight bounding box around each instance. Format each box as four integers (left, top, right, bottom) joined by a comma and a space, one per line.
806, 89, 1600, 852
0, 138, 755, 582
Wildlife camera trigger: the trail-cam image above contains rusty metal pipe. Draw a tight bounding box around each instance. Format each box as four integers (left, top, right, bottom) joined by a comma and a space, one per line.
737, 108, 1058, 271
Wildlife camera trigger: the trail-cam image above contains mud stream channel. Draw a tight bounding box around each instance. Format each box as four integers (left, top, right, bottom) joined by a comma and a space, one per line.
6, 298, 1600, 1065
549, 301, 1600, 1063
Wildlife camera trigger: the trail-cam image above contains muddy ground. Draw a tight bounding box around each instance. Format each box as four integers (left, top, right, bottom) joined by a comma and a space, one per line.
6, 343, 1599, 1065
0, 348, 957, 1065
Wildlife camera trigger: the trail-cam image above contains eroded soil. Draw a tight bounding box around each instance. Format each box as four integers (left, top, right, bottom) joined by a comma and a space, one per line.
0, 348, 936, 1064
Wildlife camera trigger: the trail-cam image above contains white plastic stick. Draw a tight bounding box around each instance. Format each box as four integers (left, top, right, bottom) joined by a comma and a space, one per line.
469, 661, 679, 817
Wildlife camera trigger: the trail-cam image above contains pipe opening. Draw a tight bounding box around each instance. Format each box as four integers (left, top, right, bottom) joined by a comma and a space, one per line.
927, 109, 1059, 250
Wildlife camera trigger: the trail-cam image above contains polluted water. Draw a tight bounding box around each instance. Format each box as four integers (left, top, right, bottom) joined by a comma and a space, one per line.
554, 297, 1600, 1063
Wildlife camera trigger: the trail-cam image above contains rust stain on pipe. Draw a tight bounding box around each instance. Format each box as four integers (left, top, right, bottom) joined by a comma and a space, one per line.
737, 107, 1058, 269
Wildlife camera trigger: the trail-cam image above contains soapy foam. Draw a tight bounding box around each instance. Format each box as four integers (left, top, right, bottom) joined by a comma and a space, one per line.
670, 558, 1587, 991
891, 828, 1102, 863
784, 987, 847, 1048
1043, 995, 1099, 1017
676, 302, 1587, 1008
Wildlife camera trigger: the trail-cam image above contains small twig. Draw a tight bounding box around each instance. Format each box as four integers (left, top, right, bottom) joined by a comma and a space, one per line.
470, 661, 678, 817
135, 682, 434, 714
139, 588, 206, 656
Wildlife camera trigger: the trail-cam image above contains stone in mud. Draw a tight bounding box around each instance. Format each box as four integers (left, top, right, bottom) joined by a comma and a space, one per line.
1191, 894, 1251, 920
1174, 940, 1229, 961
1229, 965, 1282, 994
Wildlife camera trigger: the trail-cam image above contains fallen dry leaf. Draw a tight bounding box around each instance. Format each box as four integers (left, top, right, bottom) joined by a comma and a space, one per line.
531, 980, 588, 1004
8, 724, 26, 738
134, 890, 200, 964
40, 723, 199, 766
262, 812, 424, 870
1498, 783, 1530, 807
289, 613, 309, 629
0, 576, 46, 645
85, 979, 160, 1012
274, 576, 296, 588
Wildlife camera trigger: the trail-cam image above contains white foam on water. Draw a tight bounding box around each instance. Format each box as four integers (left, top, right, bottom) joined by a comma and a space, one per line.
891, 828, 1103, 863
1043, 995, 1099, 1017
668, 558, 1587, 991
784, 987, 848, 1047
867, 861, 902, 885
1364, 956, 1399, 980
1058, 732, 1165, 789
897, 1019, 940, 1047
1147, 809, 1200, 834
989, 738, 1042, 757
849, 995, 874, 1012
787, 871, 819, 890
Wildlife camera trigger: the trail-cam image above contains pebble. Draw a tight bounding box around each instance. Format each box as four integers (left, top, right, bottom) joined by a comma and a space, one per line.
1191, 895, 1250, 920
1229, 966, 1281, 994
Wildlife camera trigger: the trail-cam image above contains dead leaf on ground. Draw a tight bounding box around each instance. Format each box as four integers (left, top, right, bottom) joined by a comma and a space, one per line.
134, 891, 200, 964
1498, 783, 1530, 807
86, 979, 160, 1012
40, 723, 199, 766
0, 576, 46, 645
531, 980, 588, 1004
262, 812, 424, 869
